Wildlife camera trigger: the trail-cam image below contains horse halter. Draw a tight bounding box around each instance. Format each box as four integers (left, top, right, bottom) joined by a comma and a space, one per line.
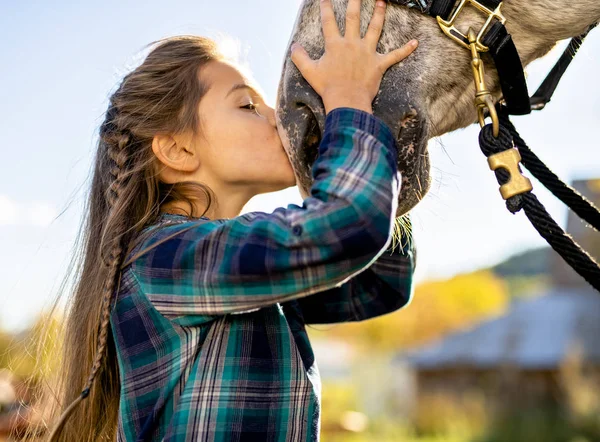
386, 0, 600, 291
388, 0, 596, 134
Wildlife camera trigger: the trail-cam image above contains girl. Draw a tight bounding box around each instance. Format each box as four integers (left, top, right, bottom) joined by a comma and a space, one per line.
44, 0, 418, 440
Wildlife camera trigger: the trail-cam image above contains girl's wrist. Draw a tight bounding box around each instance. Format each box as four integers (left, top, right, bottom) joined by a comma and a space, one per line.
324, 100, 373, 115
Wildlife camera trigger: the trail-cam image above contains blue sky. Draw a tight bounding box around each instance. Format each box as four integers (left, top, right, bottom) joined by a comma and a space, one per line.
1, 1, 598, 332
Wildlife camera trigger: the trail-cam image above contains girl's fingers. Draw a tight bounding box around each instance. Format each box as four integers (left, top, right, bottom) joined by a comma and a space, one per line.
380, 40, 418, 72
364, 0, 386, 49
290, 42, 315, 79
320, 0, 341, 42
344, 0, 362, 39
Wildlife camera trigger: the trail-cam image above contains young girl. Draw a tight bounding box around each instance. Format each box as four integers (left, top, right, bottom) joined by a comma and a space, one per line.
45, 0, 418, 440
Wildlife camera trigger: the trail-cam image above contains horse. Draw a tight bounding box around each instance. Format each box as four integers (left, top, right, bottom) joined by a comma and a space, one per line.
275, 0, 600, 217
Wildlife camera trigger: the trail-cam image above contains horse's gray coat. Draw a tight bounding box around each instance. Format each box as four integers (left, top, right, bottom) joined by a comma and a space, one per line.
275, 0, 600, 216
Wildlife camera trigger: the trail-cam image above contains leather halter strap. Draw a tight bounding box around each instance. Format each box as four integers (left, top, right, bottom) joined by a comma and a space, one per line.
386, 0, 455, 19
385, 0, 596, 115
387, 0, 530, 114
481, 19, 530, 114
529, 22, 598, 110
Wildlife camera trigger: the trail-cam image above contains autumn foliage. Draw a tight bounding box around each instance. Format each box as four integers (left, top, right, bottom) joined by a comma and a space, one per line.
307, 270, 510, 352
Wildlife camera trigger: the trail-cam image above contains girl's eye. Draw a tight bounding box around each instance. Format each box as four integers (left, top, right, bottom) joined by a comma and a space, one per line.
241, 103, 257, 111
241, 102, 262, 117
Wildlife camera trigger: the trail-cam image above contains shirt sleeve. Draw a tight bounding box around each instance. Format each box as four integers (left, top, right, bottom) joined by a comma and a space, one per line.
128, 107, 401, 327
290, 218, 416, 324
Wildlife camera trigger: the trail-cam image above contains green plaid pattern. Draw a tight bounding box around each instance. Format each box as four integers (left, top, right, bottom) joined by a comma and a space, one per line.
110, 107, 416, 441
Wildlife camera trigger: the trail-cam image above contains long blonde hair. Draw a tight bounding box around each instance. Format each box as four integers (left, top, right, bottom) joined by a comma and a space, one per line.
18, 35, 225, 442
17, 32, 414, 442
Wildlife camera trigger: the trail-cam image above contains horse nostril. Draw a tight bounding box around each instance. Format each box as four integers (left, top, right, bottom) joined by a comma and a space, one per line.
294, 101, 308, 110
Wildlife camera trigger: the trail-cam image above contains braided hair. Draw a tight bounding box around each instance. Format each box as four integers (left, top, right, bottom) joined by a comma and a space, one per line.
29, 35, 225, 442
32, 33, 414, 442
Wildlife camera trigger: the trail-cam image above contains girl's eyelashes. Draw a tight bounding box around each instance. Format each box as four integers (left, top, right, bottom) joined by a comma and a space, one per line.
241, 102, 261, 116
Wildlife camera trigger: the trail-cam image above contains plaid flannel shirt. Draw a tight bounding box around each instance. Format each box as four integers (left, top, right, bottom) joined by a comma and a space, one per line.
110, 107, 416, 442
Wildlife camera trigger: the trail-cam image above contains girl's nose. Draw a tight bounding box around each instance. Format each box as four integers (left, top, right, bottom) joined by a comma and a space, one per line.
261, 104, 276, 127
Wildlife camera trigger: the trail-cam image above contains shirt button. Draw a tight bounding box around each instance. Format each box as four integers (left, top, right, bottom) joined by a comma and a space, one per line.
292, 225, 303, 236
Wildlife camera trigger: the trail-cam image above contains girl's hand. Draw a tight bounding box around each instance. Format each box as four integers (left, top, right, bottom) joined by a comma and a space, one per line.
290, 0, 418, 114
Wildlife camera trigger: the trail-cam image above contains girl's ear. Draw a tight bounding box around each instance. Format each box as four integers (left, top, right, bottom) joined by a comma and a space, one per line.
151, 133, 200, 174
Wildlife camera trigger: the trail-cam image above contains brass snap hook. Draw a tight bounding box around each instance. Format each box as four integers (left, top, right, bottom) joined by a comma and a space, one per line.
468, 28, 499, 137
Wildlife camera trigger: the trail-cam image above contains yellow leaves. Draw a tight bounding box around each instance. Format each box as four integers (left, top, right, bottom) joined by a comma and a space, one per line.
307, 270, 509, 352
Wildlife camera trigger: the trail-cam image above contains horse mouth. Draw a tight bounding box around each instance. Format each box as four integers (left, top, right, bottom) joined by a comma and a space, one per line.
279, 100, 431, 218
300, 108, 321, 173
395, 111, 431, 217
302, 108, 429, 217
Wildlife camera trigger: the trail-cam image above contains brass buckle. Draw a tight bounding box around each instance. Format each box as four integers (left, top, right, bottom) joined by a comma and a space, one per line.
436, 0, 506, 52
488, 149, 533, 199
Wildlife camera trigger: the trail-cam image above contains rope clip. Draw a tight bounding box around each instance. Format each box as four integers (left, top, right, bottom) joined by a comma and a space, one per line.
488, 148, 533, 199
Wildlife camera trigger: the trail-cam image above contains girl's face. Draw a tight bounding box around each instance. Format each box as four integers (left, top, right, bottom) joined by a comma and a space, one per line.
152, 59, 297, 219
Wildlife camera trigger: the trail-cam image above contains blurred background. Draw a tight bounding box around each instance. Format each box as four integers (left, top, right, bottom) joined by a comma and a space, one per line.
1, 1, 599, 441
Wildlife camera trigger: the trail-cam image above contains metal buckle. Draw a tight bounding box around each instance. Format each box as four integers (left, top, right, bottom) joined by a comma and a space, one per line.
436, 0, 506, 52
488, 149, 533, 199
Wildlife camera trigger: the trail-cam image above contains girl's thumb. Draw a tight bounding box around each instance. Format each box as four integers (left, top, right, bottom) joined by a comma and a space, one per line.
290, 42, 313, 76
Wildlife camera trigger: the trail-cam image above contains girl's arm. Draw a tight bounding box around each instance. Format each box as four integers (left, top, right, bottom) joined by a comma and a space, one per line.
289, 223, 416, 324
128, 107, 401, 327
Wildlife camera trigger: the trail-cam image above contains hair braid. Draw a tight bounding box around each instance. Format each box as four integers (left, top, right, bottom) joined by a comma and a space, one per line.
86, 127, 130, 382
47, 104, 132, 442
37, 36, 223, 442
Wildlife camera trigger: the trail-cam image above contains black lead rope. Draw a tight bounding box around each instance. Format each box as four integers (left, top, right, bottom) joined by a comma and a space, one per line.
478, 110, 600, 292
386, 1, 599, 288
497, 109, 600, 231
